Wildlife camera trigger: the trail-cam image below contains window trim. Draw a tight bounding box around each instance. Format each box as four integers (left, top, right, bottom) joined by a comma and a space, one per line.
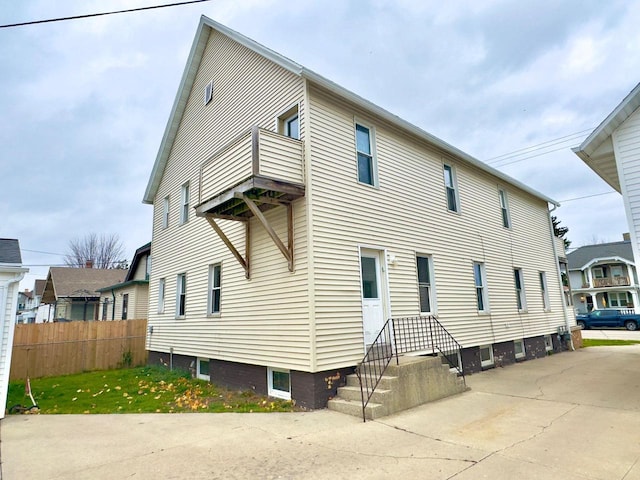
544, 335, 553, 352
416, 254, 436, 314
514, 339, 526, 359
157, 278, 166, 314
176, 273, 186, 318
204, 79, 213, 105
162, 196, 170, 229
473, 261, 489, 313
180, 182, 190, 225
443, 163, 460, 213
121, 293, 129, 320
514, 268, 527, 312
498, 188, 511, 228
354, 121, 378, 187
208, 263, 222, 316
276, 104, 300, 139
267, 367, 291, 400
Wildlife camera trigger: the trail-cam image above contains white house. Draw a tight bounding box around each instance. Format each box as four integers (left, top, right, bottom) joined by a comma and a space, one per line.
0, 239, 28, 418
142, 16, 573, 409
573, 82, 640, 273
566, 237, 638, 313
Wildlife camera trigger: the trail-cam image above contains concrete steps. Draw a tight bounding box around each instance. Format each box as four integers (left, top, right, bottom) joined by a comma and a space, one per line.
327, 354, 468, 420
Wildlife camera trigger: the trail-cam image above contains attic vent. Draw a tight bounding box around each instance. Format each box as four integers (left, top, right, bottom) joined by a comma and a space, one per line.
204, 80, 213, 105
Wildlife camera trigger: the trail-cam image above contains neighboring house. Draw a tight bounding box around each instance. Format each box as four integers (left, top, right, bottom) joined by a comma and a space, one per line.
0, 239, 28, 418
573, 82, 640, 272
142, 16, 572, 409
97, 242, 151, 320
15, 289, 36, 324
567, 237, 637, 314
41, 267, 126, 321
33, 279, 51, 323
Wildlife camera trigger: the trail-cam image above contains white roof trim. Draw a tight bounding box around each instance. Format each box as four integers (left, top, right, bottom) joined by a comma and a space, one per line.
143, 15, 559, 207
579, 256, 635, 271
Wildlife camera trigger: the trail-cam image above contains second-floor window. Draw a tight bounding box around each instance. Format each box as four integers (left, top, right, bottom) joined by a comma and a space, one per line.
539, 271, 550, 311
158, 278, 165, 314
443, 164, 459, 212
355, 123, 376, 186
514, 268, 526, 311
498, 189, 511, 228
180, 183, 190, 225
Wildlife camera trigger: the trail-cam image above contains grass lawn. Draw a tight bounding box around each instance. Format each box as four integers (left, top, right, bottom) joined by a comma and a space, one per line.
7, 366, 294, 415
582, 339, 640, 347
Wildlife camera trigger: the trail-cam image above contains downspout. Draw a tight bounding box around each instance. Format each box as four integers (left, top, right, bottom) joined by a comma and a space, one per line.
111, 289, 116, 321
548, 204, 575, 351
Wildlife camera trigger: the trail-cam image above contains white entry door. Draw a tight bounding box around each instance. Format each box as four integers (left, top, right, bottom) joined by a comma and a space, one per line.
360, 250, 386, 347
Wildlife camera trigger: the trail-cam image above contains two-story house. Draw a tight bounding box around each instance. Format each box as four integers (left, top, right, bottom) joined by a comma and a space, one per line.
142, 16, 573, 409
567, 237, 637, 313
97, 242, 151, 320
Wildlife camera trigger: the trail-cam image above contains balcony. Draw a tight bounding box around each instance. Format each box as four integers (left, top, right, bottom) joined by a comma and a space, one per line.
195, 126, 305, 277
593, 276, 630, 288
196, 126, 305, 220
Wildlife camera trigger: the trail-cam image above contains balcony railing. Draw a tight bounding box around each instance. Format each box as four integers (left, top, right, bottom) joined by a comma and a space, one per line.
593, 277, 630, 288
198, 126, 304, 206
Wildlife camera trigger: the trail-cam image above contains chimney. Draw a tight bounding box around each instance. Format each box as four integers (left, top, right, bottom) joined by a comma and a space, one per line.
85, 260, 94, 268
623, 233, 631, 241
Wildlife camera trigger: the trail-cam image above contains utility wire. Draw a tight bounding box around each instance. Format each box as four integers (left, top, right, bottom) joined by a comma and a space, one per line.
22, 249, 66, 256
0, 0, 212, 29
558, 191, 618, 203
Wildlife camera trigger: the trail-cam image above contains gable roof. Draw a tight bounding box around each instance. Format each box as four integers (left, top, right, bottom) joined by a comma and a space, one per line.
0, 238, 22, 264
97, 242, 151, 292
34, 279, 46, 297
143, 15, 559, 208
573, 82, 640, 192
41, 267, 127, 304
567, 240, 634, 270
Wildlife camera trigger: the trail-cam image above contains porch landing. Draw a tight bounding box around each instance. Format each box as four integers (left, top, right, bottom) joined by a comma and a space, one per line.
327, 355, 468, 420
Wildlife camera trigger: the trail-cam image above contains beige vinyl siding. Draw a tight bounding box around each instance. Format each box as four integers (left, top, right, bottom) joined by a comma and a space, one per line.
148, 30, 310, 370
613, 108, 640, 262
308, 85, 565, 370
199, 134, 253, 202
257, 129, 304, 183
132, 255, 149, 281
100, 284, 148, 320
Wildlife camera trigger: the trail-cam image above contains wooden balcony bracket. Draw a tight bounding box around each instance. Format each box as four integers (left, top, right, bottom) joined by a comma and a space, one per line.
205, 216, 251, 279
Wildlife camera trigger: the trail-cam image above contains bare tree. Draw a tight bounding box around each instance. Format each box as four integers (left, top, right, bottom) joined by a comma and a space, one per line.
64, 233, 126, 269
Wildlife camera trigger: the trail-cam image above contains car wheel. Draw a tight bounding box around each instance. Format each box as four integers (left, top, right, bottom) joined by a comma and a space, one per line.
625, 320, 637, 331
577, 320, 586, 329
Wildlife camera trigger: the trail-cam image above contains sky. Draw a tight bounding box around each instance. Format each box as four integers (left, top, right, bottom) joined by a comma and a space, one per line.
1, 0, 639, 291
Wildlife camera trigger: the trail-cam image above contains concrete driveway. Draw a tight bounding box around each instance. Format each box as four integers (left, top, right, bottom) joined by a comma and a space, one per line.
2, 344, 640, 480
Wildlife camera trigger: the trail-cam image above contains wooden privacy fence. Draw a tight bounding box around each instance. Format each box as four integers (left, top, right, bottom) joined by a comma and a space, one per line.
10, 319, 148, 381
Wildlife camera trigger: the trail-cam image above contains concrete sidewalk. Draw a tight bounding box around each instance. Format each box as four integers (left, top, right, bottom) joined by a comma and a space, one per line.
3, 345, 640, 479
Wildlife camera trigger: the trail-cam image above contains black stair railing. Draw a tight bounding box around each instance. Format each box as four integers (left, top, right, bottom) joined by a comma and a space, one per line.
355, 315, 464, 422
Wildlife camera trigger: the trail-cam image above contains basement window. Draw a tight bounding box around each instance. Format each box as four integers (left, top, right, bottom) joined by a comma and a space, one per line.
267, 367, 291, 400
514, 339, 525, 359
544, 335, 553, 351
479, 345, 494, 368
197, 358, 210, 381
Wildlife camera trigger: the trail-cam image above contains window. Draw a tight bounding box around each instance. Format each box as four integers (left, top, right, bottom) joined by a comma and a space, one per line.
443, 164, 459, 212
416, 255, 434, 313
514, 339, 525, 359
208, 264, 221, 315
593, 267, 604, 279
145, 256, 151, 281
284, 113, 299, 139
267, 367, 291, 400
361, 256, 378, 299
158, 278, 166, 314
197, 358, 210, 381
514, 268, 526, 311
180, 183, 190, 224
355, 123, 376, 186
121, 294, 129, 320
176, 273, 186, 317
473, 262, 488, 312
162, 196, 169, 229
204, 79, 213, 105
102, 299, 108, 320
544, 335, 553, 351
609, 291, 630, 307
611, 266, 623, 278
480, 345, 494, 367
539, 272, 550, 311
498, 189, 510, 228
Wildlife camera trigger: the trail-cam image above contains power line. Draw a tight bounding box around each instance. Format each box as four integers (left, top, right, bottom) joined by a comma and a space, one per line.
0, 0, 212, 29
558, 191, 618, 203
22, 249, 65, 256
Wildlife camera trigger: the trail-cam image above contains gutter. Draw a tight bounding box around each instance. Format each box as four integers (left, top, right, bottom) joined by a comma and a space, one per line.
548, 204, 575, 351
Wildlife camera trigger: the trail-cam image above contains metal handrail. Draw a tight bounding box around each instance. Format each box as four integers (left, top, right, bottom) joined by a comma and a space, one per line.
355, 315, 464, 422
